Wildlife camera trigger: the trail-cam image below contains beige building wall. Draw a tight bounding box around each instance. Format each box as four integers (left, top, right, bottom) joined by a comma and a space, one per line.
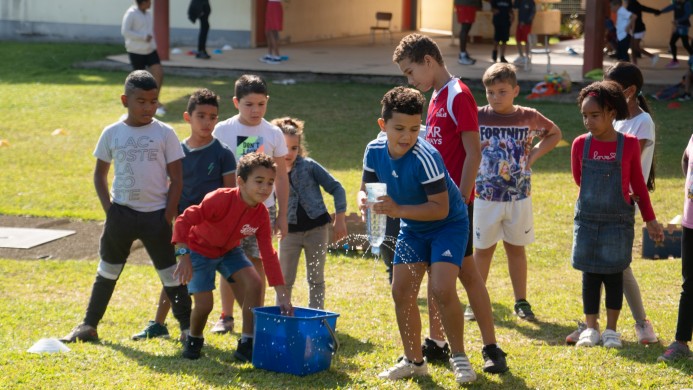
282, 0, 402, 43
0, 0, 251, 33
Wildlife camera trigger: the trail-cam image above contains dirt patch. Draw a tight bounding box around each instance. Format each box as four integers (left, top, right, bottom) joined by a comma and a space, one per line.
0, 215, 151, 264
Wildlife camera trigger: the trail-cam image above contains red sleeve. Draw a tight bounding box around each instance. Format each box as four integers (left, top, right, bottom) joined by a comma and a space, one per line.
571, 136, 584, 186
453, 86, 479, 134
255, 208, 285, 287
626, 138, 656, 222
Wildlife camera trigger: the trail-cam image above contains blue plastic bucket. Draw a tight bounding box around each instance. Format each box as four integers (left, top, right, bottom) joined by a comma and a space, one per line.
252, 306, 340, 376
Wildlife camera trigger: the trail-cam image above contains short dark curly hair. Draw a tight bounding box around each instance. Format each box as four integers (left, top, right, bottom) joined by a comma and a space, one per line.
392, 33, 444, 66
381, 86, 425, 122
186, 88, 219, 114
577, 81, 629, 121
237, 152, 276, 181
124, 70, 158, 96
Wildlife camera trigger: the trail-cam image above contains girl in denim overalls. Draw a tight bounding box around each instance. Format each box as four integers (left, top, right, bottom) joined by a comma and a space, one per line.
571, 81, 664, 348
273, 117, 348, 309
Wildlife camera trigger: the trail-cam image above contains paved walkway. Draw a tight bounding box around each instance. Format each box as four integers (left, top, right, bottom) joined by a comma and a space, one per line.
105, 32, 688, 90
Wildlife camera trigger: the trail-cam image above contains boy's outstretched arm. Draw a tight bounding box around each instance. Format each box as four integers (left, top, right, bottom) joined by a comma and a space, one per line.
460, 131, 481, 203
527, 124, 562, 169
273, 156, 290, 238
165, 159, 183, 225
94, 159, 112, 214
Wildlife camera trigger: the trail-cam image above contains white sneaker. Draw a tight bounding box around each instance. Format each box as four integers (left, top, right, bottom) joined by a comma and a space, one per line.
576, 328, 600, 347
601, 329, 622, 348
464, 306, 476, 321
377, 358, 427, 380
651, 53, 660, 67
450, 353, 477, 384
513, 56, 525, 65
635, 320, 658, 344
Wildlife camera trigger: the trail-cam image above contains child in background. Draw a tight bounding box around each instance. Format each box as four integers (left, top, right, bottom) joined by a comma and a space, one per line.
173, 152, 293, 361
121, 0, 166, 117
567, 62, 660, 344
660, 0, 693, 69
274, 117, 347, 309
455, 0, 482, 65
627, 0, 661, 66
361, 86, 476, 384
657, 136, 693, 361
571, 81, 664, 348
473, 63, 562, 322
213, 74, 290, 325
393, 33, 508, 375
132, 88, 237, 340
611, 0, 636, 62
60, 70, 192, 345
491, 0, 513, 63
261, 0, 284, 64
513, 0, 536, 67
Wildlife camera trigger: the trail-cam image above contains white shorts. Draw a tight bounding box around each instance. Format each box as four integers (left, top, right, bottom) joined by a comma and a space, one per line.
473, 197, 534, 249
633, 31, 645, 40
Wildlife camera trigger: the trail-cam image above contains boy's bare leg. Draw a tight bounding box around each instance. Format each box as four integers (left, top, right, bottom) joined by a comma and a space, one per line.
233, 267, 263, 336
429, 262, 466, 354
503, 242, 527, 301
218, 275, 236, 316
190, 291, 214, 336
155, 287, 170, 324
236, 255, 266, 306
473, 244, 497, 282
392, 263, 426, 362
428, 254, 498, 346
458, 256, 497, 345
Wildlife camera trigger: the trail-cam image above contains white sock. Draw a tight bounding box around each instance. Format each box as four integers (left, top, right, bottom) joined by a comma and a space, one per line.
241, 333, 253, 342
430, 338, 447, 348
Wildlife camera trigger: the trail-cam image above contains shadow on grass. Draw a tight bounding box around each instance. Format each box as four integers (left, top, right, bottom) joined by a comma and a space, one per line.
103, 339, 354, 388
491, 303, 577, 346
615, 341, 693, 375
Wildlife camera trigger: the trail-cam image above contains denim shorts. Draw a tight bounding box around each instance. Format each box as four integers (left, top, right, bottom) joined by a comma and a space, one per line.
187, 246, 253, 294
393, 219, 468, 267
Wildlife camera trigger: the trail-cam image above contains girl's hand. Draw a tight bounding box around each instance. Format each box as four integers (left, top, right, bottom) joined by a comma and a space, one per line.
332, 213, 348, 243
357, 191, 368, 222
629, 192, 640, 204
646, 219, 664, 243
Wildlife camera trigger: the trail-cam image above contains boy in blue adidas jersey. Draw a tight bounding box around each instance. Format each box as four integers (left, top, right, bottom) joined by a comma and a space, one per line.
358, 87, 477, 384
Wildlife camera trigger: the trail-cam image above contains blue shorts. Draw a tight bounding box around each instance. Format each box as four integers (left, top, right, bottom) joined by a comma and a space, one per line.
187, 246, 253, 294
393, 219, 468, 267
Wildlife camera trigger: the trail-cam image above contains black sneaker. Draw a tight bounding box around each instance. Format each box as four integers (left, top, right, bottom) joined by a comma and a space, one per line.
492, 50, 498, 63
500, 56, 508, 63
421, 337, 450, 363
234, 338, 253, 362
482, 345, 509, 373
182, 335, 204, 360
195, 51, 211, 59
514, 300, 536, 321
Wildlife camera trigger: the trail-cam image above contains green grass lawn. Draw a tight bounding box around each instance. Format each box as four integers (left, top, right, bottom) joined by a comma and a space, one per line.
0, 41, 692, 389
